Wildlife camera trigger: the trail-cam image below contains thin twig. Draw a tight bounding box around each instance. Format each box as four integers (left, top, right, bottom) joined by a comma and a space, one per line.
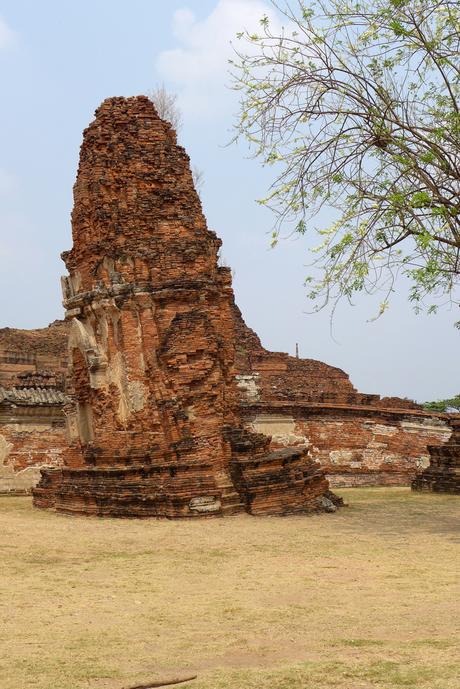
123, 674, 197, 689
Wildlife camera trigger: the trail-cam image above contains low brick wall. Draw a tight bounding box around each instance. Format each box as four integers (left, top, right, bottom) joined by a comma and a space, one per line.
243, 403, 452, 487
0, 406, 66, 494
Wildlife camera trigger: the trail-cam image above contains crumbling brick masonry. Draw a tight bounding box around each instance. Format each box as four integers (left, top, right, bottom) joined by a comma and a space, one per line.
32, 96, 334, 517
1, 96, 456, 501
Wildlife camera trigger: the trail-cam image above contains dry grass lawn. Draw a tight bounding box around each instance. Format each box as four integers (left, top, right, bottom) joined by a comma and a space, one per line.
1, 488, 459, 689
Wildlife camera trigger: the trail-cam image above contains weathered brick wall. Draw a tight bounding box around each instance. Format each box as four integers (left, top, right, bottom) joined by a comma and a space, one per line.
2, 253, 452, 494
413, 417, 460, 494
0, 321, 68, 388
0, 407, 66, 494
234, 307, 452, 486
33, 96, 333, 518
242, 405, 451, 487
2, 258, 452, 495
0, 324, 69, 494
1, 97, 453, 499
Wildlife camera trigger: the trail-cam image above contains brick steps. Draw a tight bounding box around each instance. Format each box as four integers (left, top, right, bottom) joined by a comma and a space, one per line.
231, 447, 329, 516
33, 444, 333, 517
33, 464, 228, 518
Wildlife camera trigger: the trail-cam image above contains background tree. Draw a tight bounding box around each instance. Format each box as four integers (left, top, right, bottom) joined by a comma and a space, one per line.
231, 0, 460, 321
423, 393, 460, 411
148, 83, 183, 133
191, 164, 205, 196
148, 83, 204, 196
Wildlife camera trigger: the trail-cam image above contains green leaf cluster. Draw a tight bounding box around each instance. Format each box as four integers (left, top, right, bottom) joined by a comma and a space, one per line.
231, 0, 460, 320
423, 394, 460, 412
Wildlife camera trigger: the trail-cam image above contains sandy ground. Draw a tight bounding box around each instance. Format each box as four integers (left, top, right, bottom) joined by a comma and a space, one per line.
0, 487, 459, 689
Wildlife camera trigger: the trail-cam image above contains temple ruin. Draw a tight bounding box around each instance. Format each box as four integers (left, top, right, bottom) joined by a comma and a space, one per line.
1, 96, 458, 505
0, 323, 67, 493
232, 306, 453, 487
31, 96, 336, 517
412, 417, 460, 494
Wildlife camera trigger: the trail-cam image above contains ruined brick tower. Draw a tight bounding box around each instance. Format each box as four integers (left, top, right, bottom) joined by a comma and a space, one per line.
33, 96, 332, 517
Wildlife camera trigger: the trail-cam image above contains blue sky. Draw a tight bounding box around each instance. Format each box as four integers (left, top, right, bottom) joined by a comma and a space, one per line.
0, 0, 458, 402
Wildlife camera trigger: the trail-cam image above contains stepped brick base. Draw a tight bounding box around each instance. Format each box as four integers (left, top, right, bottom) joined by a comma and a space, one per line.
33, 463, 239, 518
232, 447, 329, 515
33, 433, 336, 518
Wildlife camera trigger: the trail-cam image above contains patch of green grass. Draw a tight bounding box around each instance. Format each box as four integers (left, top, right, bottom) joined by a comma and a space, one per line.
413, 638, 459, 650
192, 658, 460, 689
339, 639, 386, 648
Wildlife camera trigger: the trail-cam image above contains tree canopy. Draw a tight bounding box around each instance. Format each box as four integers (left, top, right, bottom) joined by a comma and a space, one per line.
148, 84, 205, 196
231, 0, 460, 321
423, 393, 460, 411
148, 83, 184, 133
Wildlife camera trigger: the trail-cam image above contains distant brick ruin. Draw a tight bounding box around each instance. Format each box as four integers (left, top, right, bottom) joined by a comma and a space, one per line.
0, 323, 68, 493
412, 417, 460, 494
1, 96, 457, 505
232, 306, 453, 487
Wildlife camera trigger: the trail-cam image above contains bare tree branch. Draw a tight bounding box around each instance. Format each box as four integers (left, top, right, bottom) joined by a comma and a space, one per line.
231, 0, 460, 317
147, 83, 183, 133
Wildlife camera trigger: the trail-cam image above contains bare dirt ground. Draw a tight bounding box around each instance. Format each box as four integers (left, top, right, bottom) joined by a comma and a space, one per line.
1, 488, 459, 689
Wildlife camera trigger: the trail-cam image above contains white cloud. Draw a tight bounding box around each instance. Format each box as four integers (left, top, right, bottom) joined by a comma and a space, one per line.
0, 16, 15, 51
156, 0, 281, 119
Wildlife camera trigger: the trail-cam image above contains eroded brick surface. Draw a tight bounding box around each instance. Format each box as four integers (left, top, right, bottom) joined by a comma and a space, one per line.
243, 406, 452, 487
233, 305, 453, 486
0, 368, 67, 493
3, 96, 456, 497
0, 321, 68, 389
32, 96, 330, 517
0, 325, 69, 492
412, 418, 460, 493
